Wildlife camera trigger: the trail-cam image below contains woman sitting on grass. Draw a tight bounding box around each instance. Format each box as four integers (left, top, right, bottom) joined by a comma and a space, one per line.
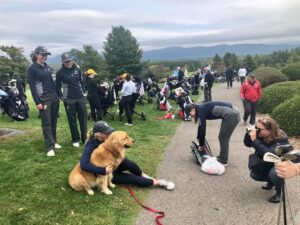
80, 121, 175, 190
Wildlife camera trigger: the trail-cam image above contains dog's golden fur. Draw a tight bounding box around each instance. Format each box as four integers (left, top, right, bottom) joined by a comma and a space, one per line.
69, 131, 134, 195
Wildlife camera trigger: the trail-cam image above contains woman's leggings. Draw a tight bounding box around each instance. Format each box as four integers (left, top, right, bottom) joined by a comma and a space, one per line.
112, 158, 154, 187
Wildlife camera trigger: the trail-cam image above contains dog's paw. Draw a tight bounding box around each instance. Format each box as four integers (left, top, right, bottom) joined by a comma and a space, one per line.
102, 189, 113, 195
109, 183, 116, 188
87, 189, 94, 195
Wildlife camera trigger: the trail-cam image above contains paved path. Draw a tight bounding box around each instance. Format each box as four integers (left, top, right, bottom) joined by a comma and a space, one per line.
136, 82, 300, 225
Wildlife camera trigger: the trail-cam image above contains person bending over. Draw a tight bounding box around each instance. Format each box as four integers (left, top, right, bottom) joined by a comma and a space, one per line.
186, 101, 240, 166
80, 121, 175, 190
244, 115, 288, 203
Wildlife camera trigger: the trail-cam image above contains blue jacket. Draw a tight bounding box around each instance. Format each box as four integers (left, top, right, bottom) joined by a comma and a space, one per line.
80, 139, 106, 175
56, 65, 85, 100
28, 62, 57, 105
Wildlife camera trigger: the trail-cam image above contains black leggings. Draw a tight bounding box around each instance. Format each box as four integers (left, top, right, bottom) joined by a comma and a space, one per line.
112, 158, 154, 187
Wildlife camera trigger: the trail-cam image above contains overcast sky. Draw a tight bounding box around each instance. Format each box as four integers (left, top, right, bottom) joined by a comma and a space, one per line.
0, 0, 300, 57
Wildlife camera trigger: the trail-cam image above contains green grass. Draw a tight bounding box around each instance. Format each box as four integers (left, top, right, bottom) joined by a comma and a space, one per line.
0, 90, 200, 225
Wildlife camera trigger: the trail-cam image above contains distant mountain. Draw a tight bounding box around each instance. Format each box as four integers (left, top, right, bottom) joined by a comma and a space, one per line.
47, 43, 299, 65
47, 55, 61, 66
142, 44, 299, 61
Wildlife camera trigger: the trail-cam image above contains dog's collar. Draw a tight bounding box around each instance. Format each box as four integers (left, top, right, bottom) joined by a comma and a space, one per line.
104, 145, 119, 158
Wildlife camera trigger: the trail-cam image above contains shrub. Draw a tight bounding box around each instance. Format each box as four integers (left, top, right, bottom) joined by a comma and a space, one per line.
258, 81, 300, 114
281, 63, 300, 81
253, 67, 287, 87
271, 94, 300, 136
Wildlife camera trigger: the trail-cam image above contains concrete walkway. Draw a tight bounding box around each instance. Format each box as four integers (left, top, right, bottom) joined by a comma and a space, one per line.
136, 82, 300, 225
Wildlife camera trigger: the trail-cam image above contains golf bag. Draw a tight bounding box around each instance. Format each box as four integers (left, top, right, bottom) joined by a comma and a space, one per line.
0, 84, 29, 121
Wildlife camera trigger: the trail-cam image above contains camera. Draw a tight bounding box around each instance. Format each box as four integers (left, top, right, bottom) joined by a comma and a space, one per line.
246, 124, 255, 133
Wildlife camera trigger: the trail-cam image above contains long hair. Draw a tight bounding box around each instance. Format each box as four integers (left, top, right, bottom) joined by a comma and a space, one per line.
257, 115, 285, 143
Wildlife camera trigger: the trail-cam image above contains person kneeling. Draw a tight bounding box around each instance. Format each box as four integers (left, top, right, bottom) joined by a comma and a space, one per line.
244, 115, 288, 203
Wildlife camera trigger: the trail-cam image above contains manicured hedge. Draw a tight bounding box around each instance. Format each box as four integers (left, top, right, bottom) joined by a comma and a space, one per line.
254, 67, 287, 87
272, 94, 300, 136
258, 81, 300, 113
282, 63, 300, 81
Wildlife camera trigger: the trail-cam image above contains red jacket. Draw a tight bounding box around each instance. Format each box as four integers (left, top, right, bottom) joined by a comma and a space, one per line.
240, 80, 262, 102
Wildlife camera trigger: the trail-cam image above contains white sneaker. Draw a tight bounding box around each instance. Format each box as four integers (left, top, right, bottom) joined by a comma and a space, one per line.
54, 143, 62, 149
72, 142, 80, 148
160, 179, 175, 191
124, 123, 133, 126
47, 150, 55, 157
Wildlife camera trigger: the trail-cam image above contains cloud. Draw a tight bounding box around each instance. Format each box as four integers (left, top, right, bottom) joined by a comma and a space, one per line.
0, 0, 299, 56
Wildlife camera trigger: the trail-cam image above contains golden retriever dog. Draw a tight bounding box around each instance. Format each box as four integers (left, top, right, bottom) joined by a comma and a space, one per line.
69, 131, 134, 195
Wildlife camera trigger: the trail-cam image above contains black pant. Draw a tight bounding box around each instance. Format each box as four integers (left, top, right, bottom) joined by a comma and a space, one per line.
204, 86, 212, 101
226, 78, 233, 87
240, 76, 245, 85
64, 98, 87, 143
112, 158, 153, 187
87, 95, 103, 122
121, 95, 133, 124
39, 93, 60, 152
243, 99, 258, 125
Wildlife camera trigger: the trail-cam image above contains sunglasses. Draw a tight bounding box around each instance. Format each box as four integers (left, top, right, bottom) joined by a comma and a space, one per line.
255, 126, 268, 132
63, 60, 72, 64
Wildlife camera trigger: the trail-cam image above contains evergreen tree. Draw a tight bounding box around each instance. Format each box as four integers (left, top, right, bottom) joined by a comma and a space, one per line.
0, 46, 29, 78
243, 54, 258, 72
70, 45, 108, 77
102, 26, 145, 76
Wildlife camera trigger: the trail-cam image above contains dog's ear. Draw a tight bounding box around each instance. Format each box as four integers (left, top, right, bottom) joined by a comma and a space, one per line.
109, 132, 123, 150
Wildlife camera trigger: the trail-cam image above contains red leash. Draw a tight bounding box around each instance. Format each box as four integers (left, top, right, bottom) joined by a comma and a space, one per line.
126, 186, 165, 225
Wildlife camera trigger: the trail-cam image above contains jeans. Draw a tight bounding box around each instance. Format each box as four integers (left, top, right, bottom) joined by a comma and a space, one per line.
243, 99, 258, 125
250, 166, 283, 194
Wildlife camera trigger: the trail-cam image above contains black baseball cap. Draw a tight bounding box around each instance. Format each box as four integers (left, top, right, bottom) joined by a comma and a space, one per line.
93, 121, 115, 134
61, 52, 73, 63
34, 46, 51, 55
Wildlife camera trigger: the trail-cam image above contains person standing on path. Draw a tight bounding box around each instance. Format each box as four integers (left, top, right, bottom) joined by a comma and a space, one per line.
240, 73, 262, 125
28, 46, 61, 157
186, 101, 241, 166
56, 52, 87, 148
203, 66, 214, 102
238, 66, 247, 85
225, 65, 234, 89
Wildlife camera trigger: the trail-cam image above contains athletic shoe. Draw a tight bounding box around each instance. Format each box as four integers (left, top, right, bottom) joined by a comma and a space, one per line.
72, 142, 80, 148
124, 123, 133, 126
160, 179, 175, 190
54, 143, 62, 149
216, 157, 229, 166
47, 150, 55, 157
